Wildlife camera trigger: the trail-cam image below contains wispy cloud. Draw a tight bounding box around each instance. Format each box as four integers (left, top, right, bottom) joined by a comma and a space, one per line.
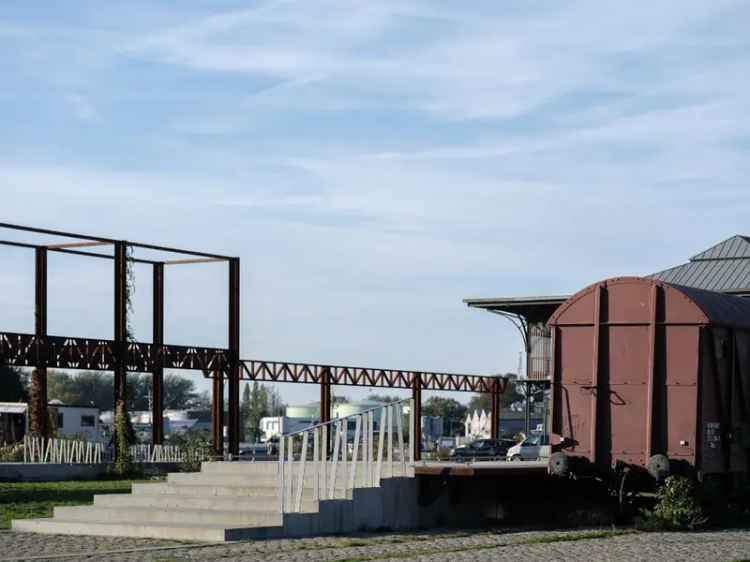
65, 93, 99, 122
2, 1, 750, 402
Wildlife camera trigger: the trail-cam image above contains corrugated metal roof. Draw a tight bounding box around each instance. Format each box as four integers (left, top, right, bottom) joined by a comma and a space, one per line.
651, 235, 750, 293
691, 235, 750, 260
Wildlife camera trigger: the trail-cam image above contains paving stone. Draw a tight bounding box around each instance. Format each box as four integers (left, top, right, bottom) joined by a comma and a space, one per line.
3, 528, 750, 562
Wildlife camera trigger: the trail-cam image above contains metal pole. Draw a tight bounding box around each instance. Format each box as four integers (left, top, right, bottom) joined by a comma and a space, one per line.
490, 380, 499, 440
227, 258, 241, 457
412, 375, 421, 462
320, 368, 331, 452
212, 371, 224, 458
524, 381, 531, 436
113, 241, 128, 459
152, 263, 164, 446
33, 247, 48, 436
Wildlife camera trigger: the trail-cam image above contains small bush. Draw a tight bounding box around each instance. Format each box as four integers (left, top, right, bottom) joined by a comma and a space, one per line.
637, 476, 708, 531
0, 443, 23, 462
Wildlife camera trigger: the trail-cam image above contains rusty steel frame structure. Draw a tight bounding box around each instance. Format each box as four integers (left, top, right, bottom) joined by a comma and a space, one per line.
0, 223, 512, 462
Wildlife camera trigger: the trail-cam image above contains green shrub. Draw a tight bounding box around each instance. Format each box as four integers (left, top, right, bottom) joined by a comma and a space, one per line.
0, 443, 23, 462
637, 476, 708, 531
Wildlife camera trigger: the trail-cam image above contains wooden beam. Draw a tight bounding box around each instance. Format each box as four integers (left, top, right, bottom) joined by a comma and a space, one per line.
45, 241, 112, 250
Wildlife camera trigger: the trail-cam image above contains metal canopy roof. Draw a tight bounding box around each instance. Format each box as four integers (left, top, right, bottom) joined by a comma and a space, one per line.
466, 234, 750, 323
651, 235, 750, 294
463, 295, 568, 323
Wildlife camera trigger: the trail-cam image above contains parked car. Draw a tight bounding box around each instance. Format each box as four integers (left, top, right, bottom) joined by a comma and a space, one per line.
506, 434, 550, 461
449, 438, 515, 461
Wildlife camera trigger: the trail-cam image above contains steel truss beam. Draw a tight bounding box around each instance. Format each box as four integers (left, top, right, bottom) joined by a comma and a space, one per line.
0, 332, 229, 373
0, 330, 512, 394
238, 359, 508, 393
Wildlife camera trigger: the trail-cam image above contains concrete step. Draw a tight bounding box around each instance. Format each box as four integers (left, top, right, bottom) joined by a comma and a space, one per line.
11, 517, 265, 542
133, 482, 278, 498
202, 461, 278, 475
54, 505, 283, 527
94, 492, 319, 513
200, 461, 414, 479
169, 472, 357, 488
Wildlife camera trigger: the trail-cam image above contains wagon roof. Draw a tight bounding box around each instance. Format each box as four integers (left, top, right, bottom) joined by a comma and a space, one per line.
548, 277, 750, 330
669, 282, 750, 330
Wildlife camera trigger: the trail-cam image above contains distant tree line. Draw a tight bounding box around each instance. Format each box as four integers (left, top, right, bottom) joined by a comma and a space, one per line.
0, 366, 210, 412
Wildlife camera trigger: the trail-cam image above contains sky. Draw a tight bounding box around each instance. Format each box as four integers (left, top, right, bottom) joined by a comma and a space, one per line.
1, 1, 750, 406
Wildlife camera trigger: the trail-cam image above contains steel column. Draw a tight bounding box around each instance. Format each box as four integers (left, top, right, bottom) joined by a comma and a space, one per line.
318, 368, 331, 453
113, 241, 128, 458
152, 263, 164, 446
490, 381, 499, 439
412, 375, 421, 461
32, 247, 48, 436
227, 258, 241, 457
212, 371, 224, 457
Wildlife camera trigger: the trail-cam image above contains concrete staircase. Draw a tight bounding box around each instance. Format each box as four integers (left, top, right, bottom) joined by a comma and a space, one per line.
12, 461, 417, 541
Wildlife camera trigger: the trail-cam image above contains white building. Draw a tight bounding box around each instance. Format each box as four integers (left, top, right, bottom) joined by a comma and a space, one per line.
0, 401, 101, 442
464, 409, 491, 440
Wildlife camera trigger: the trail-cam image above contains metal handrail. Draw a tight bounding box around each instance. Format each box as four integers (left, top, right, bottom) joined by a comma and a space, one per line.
277, 398, 414, 514
281, 398, 412, 438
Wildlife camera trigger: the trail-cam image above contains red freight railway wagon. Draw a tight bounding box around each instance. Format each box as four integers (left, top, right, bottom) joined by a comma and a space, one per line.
547, 277, 750, 487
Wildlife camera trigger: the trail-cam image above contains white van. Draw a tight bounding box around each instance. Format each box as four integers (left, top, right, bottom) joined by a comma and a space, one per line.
507, 434, 550, 461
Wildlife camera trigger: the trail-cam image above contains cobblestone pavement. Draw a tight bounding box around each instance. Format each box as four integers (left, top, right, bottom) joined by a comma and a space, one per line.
2, 528, 750, 562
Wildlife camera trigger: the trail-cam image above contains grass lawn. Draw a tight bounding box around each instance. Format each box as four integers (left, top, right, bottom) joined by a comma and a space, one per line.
0, 479, 147, 529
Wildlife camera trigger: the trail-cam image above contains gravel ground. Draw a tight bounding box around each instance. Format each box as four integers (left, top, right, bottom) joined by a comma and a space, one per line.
1, 528, 749, 562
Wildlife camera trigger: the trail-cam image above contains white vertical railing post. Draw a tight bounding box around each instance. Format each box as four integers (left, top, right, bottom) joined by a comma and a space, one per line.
387, 405, 394, 478
409, 398, 415, 465
295, 431, 308, 512
349, 415, 361, 491
376, 406, 386, 486
321, 426, 328, 500
340, 419, 348, 498
361, 413, 368, 487
369, 410, 375, 486
313, 427, 320, 503
397, 402, 405, 474
278, 434, 285, 513
329, 421, 341, 499
286, 435, 294, 511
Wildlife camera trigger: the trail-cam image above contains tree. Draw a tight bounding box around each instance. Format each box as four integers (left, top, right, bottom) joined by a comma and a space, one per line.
0, 366, 28, 402
162, 374, 199, 409
267, 386, 285, 416
244, 382, 270, 442
240, 383, 252, 442
422, 397, 467, 435
467, 393, 491, 413
466, 374, 526, 415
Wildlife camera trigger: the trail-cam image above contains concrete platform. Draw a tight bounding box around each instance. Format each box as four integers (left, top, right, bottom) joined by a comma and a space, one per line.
414, 459, 548, 477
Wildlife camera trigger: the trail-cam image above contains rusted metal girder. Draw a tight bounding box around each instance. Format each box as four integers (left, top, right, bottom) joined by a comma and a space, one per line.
238, 360, 506, 393
0, 329, 513, 398
0, 332, 229, 373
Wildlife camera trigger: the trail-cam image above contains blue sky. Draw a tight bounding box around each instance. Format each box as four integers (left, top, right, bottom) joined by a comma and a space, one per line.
2, 1, 750, 405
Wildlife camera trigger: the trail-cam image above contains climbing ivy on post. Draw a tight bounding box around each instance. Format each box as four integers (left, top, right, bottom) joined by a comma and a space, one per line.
114, 244, 136, 475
